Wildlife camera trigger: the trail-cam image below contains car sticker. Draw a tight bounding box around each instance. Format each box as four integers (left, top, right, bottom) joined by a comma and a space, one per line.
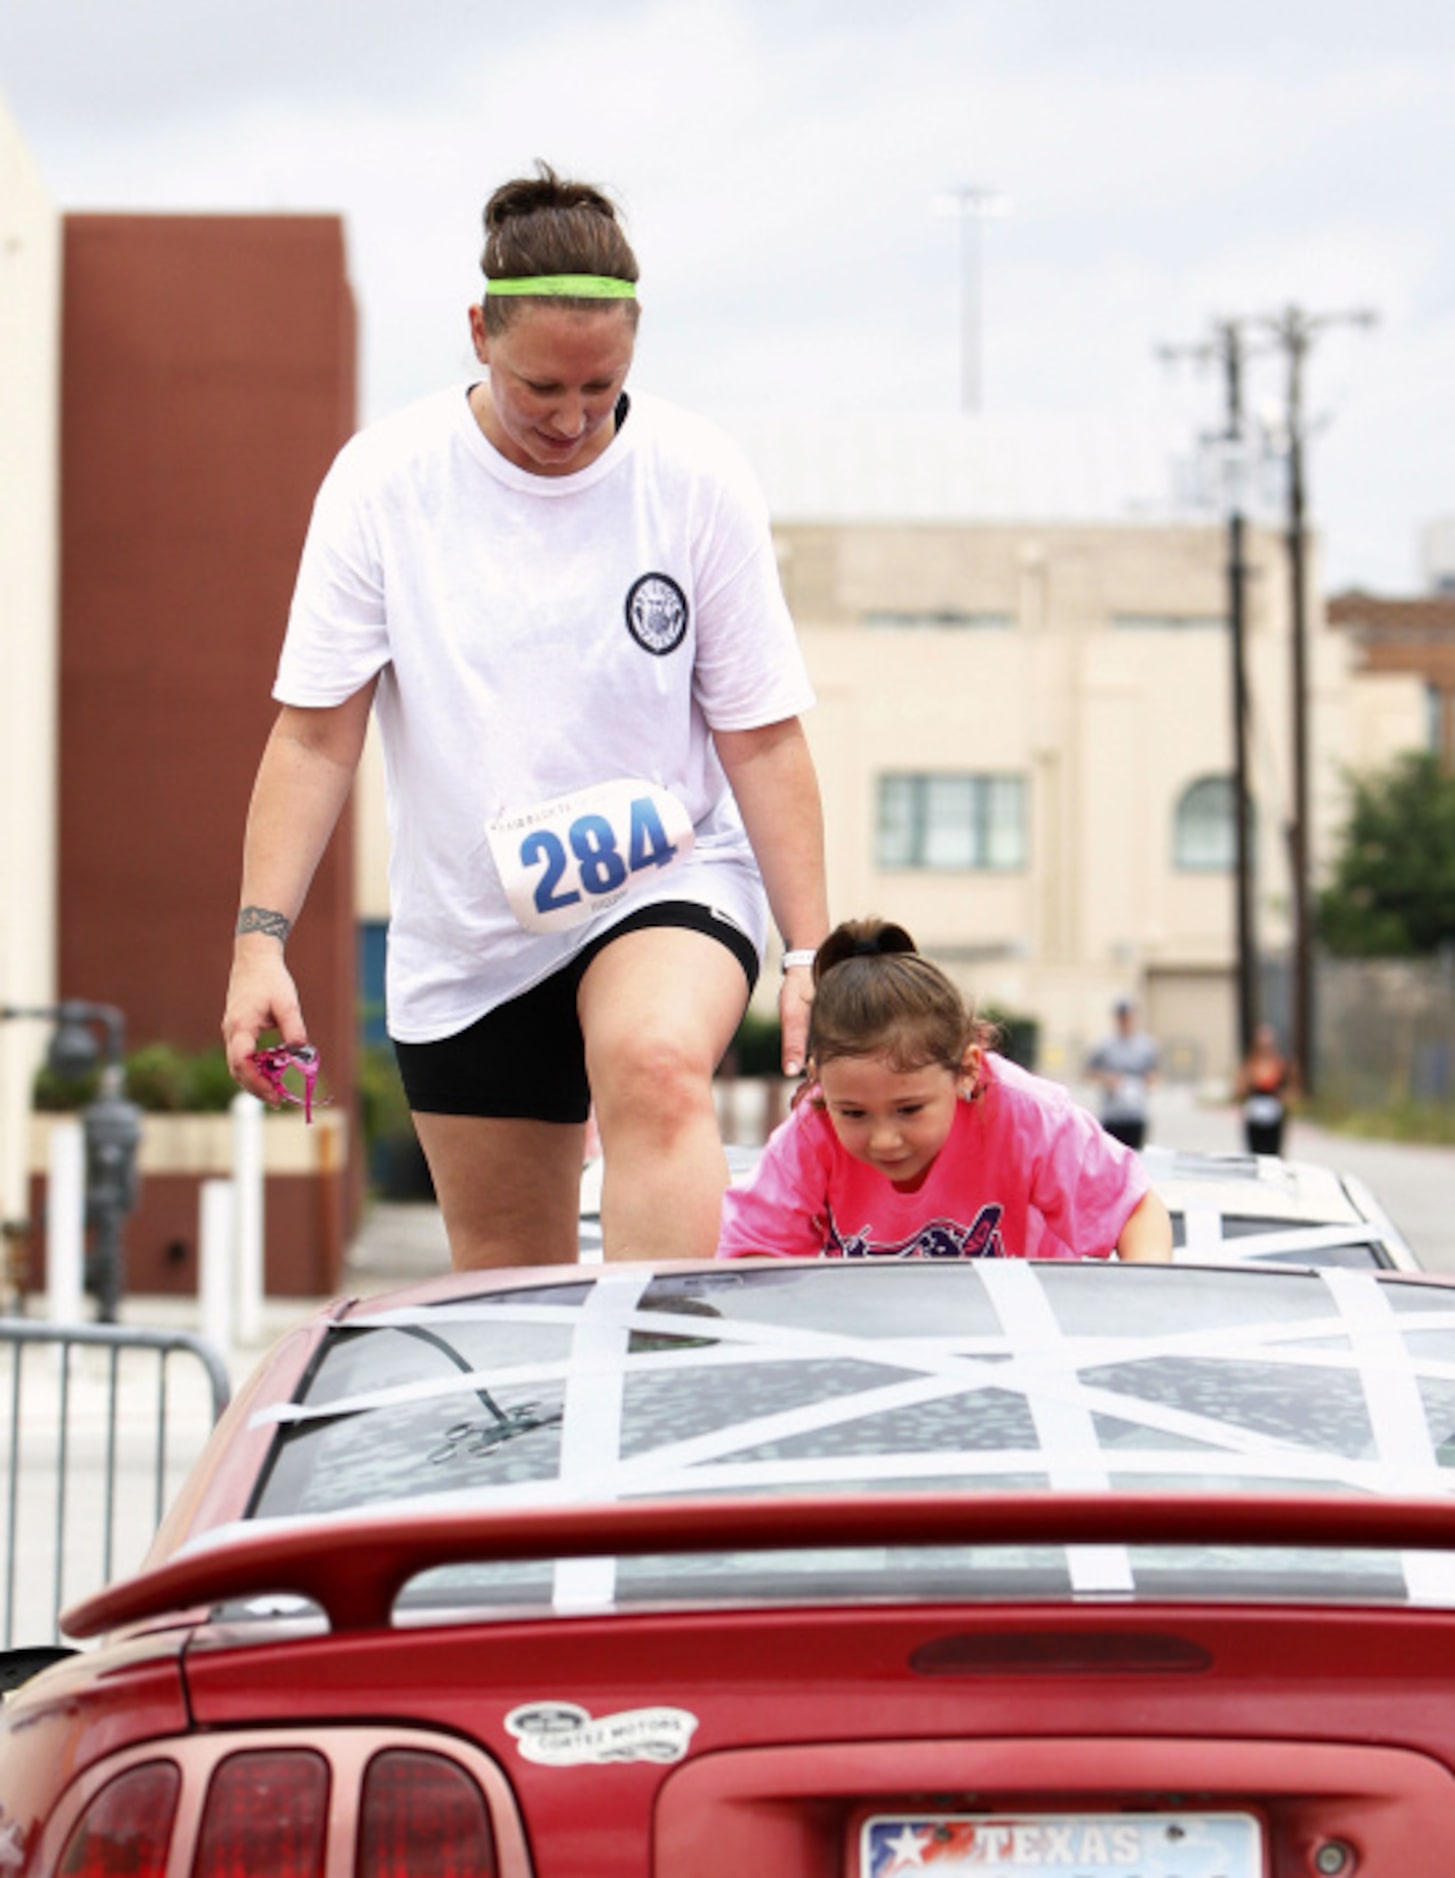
505, 1700, 698, 1765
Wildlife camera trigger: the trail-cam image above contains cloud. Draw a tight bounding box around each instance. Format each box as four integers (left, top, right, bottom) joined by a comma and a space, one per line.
2, 0, 1451, 588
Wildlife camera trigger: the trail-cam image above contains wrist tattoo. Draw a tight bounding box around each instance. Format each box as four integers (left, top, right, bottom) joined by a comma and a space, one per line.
236, 905, 292, 943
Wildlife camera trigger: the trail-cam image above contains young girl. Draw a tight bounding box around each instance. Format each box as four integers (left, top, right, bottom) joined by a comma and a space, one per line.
718, 920, 1173, 1263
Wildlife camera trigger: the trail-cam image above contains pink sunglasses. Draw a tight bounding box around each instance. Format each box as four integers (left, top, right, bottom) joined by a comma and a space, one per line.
249, 1043, 324, 1123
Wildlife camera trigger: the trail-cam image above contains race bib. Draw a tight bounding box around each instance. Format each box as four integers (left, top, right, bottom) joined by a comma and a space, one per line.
487, 779, 694, 935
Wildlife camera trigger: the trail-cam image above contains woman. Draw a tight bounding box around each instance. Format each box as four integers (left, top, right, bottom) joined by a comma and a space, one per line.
223, 163, 828, 1269
1235, 1022, 1299, 1157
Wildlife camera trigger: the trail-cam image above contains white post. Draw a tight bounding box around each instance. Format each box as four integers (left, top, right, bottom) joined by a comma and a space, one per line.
231, 1092, 264, 1347
46, 1118, 85, 1325
198, 1178, 234, 1355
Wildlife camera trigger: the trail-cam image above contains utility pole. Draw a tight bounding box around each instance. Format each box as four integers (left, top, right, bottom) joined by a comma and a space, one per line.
934, 186, 1011, 412
1159, 320, 1259, 1059
1259, 304, 1377, 1096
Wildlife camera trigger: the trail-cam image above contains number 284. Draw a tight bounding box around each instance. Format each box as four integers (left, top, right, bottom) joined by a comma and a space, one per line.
520, 797, 679, 916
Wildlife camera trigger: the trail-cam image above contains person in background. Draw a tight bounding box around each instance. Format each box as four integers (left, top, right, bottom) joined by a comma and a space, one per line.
1235, 1021, 1300, 1156
1086, 997, 1160, 1151
223, 161, 829, 1269
718, 921, 1172, 1263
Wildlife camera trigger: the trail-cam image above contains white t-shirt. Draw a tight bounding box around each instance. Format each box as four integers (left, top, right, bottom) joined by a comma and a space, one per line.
275, 386, 815, 1041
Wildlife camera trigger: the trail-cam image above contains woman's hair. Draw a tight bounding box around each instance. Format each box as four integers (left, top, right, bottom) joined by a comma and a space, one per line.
806, 919, 998, 1078
480, 160, 641, 334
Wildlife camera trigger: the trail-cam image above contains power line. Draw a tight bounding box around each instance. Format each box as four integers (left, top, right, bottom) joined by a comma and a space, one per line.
1158, 319, 1262, 1058
1258, 303, 1377, 1095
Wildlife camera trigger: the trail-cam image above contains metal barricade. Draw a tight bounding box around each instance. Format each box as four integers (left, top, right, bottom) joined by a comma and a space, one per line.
0, 1320, 231, 1646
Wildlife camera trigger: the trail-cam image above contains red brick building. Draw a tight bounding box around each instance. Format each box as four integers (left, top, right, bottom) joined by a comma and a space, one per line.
53, 214, 359, 1294
1328, 589, 1455, 771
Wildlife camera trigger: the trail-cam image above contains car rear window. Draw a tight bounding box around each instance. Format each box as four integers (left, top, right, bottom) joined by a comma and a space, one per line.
243, 1264, 1455, 1615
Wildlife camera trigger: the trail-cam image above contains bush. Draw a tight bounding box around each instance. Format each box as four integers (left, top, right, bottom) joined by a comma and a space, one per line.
33, 1041, 237, 1112
357, 1040, 413, 1145
983, 1009, 1039, 1071
357, 1041, 435, 1200
719, 1006, 783, 1078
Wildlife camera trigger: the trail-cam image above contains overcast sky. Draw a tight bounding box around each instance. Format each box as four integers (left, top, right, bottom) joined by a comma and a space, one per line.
3, 0, 1451, 591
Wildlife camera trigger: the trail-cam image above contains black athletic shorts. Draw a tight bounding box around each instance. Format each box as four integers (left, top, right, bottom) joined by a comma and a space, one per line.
394, 901, 760, 1124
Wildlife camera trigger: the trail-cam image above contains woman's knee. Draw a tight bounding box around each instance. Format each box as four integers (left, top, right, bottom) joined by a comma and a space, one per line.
593, 1030, 715, 1135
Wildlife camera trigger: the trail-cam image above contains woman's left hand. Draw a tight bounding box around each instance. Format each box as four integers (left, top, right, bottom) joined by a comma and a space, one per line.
713, 716, 830, 1083
779, 963, 814, 1078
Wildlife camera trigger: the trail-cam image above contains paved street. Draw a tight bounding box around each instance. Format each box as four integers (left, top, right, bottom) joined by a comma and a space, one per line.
1129, 1082, 1455, 1273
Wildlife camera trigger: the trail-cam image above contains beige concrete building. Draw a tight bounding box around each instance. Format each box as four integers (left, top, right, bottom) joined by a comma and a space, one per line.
730, 410, 1425, 1083
353, 414, 1426, 1090
0, 99, 61, 1239
777, 512, 1421, 1083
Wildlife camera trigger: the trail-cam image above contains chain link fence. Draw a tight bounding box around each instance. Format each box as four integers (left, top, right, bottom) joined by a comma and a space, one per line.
1314, 953, 1455, 1107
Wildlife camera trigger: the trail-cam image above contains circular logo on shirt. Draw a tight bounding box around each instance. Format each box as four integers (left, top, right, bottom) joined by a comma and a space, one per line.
624, 573, 689, 656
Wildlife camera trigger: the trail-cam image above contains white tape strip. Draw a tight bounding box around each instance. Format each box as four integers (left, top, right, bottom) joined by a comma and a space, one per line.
1181, 1209, 1225, 1256
980, 1262, 1132, 1593
551, 1269, 652, 1612
1320, 1268, 1455, 1605
255, 1288, 1455, 1434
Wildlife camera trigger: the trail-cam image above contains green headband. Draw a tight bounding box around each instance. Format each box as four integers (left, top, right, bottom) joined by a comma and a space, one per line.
485, 274, 637, 299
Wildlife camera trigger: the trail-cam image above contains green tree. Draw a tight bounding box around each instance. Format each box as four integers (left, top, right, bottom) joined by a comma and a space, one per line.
1318, 751, 1455, 956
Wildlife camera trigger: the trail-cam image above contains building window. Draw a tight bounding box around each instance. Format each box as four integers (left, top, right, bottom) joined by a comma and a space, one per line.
1174, 775, 1254, 871
877, 773, 1027, 871
864, 609, 1014, 631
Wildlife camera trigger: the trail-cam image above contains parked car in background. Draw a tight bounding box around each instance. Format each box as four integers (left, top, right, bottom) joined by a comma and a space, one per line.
5, 1255, 1455, 1875
1145, 1145, 1421, 1271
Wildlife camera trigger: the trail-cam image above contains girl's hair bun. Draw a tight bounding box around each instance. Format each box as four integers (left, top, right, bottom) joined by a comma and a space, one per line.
816, 918, 916, 980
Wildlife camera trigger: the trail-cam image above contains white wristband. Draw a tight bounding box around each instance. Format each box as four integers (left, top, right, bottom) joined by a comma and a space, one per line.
780, 949, 818, 974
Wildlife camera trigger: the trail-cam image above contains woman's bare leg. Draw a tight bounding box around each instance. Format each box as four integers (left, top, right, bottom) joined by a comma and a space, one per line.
577, 927, 749, 1261
412, 1112, 586, 1269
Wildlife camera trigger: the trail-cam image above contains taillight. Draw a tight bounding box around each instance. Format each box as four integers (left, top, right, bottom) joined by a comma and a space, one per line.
358, 1749, 497, 1878
58, 1761, 180, 1878
191, 1749, 328, 1878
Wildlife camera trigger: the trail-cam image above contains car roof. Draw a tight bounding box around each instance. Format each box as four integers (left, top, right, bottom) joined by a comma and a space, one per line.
1142, 1146, 1420, 1270
1146, 1147, 1365, 1225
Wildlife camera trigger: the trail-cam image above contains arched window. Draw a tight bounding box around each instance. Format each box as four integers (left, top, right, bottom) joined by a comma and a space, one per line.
1174, 776, 1253, 872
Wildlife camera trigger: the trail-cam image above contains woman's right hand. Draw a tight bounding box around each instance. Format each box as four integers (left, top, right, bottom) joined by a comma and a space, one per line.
222, 946, 309, 1107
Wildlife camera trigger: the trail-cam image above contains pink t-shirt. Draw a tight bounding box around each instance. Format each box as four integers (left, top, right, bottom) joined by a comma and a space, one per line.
717, 1053, 1149, 1261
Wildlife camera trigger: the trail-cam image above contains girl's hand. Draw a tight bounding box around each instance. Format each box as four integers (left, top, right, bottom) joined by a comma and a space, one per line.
1114, 1190, 1174, 1263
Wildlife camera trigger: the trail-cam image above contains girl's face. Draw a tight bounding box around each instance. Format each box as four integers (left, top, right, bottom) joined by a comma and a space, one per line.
468, 301, 635, 476
817, 1047, 978, 1191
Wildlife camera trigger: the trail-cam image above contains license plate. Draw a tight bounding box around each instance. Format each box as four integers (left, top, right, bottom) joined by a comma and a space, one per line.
861, 1810, 1261, 1876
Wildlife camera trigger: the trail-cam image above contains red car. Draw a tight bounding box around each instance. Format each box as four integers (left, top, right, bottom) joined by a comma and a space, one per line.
6, 1256, 1455, 1875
